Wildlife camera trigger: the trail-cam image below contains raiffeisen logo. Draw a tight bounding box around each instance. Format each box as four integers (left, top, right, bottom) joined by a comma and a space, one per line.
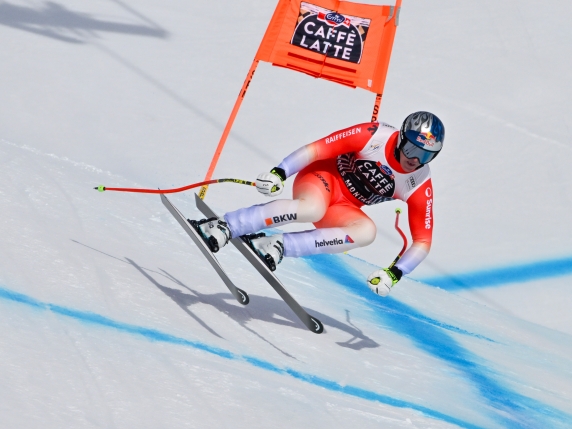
265, 213, 297, 226
325, 126, 361, 144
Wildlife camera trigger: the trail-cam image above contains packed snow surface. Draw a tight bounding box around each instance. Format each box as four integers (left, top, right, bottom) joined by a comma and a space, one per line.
1, 0, 571, 428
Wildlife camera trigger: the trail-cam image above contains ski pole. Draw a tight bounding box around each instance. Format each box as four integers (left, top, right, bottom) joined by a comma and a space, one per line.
389, 208, 408, 268
94, 178, 255, 194
199, 59, 260, 200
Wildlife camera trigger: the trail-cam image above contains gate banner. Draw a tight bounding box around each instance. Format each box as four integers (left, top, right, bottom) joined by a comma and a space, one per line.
255, 0, 400, 93
291, 3, 371, 64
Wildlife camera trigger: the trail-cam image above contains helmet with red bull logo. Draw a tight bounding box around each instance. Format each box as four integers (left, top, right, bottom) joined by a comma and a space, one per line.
396, 112, 445, 165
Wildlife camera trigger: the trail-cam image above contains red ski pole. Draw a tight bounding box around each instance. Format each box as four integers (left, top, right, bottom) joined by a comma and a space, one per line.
389, 208, 408, 268
94, 178, 255, 195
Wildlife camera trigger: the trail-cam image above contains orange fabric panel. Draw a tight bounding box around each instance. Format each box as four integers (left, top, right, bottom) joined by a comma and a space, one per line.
255, 0, 401, 93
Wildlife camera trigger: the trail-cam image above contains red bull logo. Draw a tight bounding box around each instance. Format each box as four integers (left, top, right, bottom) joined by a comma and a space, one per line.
417, 131, 436, 147
421, 131, 434, 140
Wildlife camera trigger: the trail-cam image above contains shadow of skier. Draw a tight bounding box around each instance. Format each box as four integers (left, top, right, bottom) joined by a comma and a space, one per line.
126, 258, 299, 359
158, 266, 379, 350
71, 239, 378, 351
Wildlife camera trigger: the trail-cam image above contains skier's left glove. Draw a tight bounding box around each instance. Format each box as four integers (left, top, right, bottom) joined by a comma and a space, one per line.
367, 266, 402, 297
256, 167, 286, 197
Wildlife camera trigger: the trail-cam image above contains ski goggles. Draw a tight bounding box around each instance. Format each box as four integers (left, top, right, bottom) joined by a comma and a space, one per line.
401, 137, 440, 164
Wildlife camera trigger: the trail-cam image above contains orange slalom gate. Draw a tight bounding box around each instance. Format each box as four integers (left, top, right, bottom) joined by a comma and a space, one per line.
200, 0, 402, 199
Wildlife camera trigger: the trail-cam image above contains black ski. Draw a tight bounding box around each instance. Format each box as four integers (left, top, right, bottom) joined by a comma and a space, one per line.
160, 193, 249, 305
194, 194, 324, 334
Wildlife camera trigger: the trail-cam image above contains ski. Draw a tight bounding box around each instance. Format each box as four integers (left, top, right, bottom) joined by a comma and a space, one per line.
194, 194, 324, 334
160, 193, 249, 305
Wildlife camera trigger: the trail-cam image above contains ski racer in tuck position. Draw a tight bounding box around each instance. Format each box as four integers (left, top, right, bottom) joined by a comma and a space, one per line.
196, 111, 445, 297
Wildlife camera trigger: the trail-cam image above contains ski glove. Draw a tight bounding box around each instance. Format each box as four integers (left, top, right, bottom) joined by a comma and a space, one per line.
256, 167, 286, 197
367, 266, 403, 297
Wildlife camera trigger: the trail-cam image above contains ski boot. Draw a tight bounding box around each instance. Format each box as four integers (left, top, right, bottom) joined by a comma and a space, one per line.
189, 217, 232, 253
243, 233, 284, 271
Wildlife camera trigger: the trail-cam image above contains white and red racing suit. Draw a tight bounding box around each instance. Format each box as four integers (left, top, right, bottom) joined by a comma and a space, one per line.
224, 122, 434, 275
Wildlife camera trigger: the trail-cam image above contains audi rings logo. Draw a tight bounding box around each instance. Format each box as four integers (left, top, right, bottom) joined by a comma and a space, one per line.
425, 187, 432, 198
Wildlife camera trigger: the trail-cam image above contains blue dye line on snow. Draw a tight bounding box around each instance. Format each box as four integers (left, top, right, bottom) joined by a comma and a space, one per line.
343, 255, 494, 342
1, 287, 234, 359
303, 254, 572, 429
420, 256, 572, 291
0, 285, 483, 429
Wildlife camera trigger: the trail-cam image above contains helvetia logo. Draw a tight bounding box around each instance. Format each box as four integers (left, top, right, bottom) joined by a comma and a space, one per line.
315, 238, 341, 247
314, 235, 354, 247
265, 213, 297, 226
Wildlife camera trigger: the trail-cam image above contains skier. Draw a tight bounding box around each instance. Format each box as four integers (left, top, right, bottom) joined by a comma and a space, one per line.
196, 111, 444, 297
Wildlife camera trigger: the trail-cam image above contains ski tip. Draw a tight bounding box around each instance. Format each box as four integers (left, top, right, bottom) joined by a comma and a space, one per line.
95, 185, 106, 192
310, 317, 324, 334
237, 288, 250, 305
395, 208, 402, 214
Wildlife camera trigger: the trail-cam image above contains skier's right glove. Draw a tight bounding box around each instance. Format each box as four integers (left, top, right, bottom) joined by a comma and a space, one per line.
367, 266, 402, 297
256, 167, 286, 197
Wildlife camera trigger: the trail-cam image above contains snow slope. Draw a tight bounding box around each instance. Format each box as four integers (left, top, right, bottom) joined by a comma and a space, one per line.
1, 0, 571, 428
